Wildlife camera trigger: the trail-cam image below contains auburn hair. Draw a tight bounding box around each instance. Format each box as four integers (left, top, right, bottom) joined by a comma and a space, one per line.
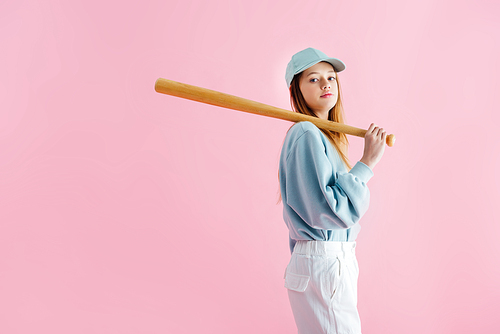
289, 69, 352, 170
277, 66, 351, 204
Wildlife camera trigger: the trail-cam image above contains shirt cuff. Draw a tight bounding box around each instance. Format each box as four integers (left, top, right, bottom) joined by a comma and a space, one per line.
350, 161, 374, 183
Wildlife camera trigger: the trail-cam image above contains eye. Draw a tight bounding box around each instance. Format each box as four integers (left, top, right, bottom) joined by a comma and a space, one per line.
309, 78, 318, 83
329, 77, 337, 81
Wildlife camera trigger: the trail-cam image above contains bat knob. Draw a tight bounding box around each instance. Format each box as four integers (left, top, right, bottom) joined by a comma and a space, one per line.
386, 134, 396, 147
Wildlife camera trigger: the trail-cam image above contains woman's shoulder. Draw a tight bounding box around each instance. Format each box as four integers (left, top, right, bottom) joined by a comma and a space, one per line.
287, 121, 322, 139
283, 121, 325, 157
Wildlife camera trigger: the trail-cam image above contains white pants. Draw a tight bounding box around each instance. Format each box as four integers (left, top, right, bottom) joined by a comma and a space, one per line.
284, 240, 361, 334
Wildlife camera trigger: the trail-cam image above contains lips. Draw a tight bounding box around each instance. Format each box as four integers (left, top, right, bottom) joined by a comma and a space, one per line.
321, 92, 333, 98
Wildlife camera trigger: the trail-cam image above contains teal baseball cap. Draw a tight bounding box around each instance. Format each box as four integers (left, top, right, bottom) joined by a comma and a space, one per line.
285, 47, 346, 87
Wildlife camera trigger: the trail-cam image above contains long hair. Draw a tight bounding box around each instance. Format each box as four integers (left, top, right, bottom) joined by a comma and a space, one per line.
277, 67, 351, 204
289, 70, 351, 169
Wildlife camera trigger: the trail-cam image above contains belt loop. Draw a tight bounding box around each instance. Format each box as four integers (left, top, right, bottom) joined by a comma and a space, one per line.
305, 241, 311, 258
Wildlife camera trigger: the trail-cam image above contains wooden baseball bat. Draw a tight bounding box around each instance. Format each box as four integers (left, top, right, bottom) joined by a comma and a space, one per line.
154, 78, 396, 147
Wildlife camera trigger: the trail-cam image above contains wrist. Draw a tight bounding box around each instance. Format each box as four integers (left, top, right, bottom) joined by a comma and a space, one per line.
360, 159, 375, 170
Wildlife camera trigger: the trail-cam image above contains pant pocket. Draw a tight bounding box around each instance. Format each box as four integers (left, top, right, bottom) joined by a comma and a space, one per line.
327, 257, 341, 301
284, 272, 310, 292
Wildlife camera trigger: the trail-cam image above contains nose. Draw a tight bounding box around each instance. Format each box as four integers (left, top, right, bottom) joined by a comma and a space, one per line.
322, 79, 330, 90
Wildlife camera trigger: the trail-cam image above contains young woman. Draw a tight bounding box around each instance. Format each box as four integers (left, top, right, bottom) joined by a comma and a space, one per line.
279, 47, 386, 334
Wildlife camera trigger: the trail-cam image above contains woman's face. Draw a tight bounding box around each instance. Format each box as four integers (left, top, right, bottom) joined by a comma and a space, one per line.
298, 61, 338, 120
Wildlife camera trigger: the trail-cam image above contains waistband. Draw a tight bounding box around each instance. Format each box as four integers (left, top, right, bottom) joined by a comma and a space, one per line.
293, 240, 356, 258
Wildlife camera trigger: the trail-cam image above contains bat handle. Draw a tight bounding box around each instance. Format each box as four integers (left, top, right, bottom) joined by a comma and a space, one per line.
356, 129, 395, 147
387, 134, 396, 147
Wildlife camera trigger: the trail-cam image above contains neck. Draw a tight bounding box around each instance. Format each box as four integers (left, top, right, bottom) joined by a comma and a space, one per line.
315, 109, 329, 120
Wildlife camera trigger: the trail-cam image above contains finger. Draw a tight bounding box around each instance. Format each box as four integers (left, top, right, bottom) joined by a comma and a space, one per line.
367, 123, 376, 133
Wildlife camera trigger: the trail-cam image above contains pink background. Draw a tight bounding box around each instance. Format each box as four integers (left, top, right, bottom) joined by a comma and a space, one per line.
1, 0, 499, 333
